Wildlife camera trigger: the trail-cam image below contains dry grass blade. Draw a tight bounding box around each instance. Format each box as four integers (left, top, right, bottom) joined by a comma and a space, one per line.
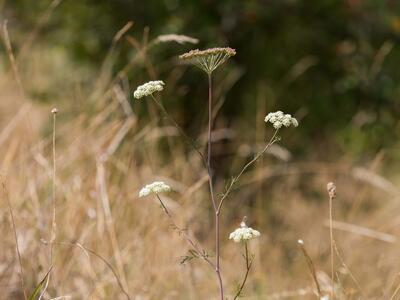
369, 40, 394, 79
2, 181, 27, 300
324, 220, 397, 243
113, 21, 134, 44
352, 167, 400, 197
50, 109, 58, 267
55, 241, 131, 300
390, 279, 400, 300
297, 240, 322, 298
1, 20, 25, 97
332, 240, 364, 296
0, 103, 31, 147
17, 0, 62, 60
29, 267, 53, 300
153, 34, 199, 45
95, 161, 129, 293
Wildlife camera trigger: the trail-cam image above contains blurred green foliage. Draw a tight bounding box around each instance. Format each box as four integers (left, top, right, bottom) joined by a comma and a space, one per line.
4, 0, 400, 164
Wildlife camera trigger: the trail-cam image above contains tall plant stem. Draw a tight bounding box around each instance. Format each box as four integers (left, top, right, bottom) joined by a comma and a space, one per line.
326, 182, 336, 299
206, 73, 224, 300
207, 74, 217, 211
329, 193, 334, 299
50, 109, 57, 263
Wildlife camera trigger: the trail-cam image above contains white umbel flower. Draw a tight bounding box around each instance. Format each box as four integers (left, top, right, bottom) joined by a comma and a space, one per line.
134, 80, 165, 99
139, 181, 171, 197
320, 296, 330, 300
229, 221, 260, 243
264, 111, 298, 129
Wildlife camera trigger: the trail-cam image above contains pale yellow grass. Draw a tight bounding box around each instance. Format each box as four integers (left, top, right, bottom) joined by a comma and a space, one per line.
1, 21, 400, 300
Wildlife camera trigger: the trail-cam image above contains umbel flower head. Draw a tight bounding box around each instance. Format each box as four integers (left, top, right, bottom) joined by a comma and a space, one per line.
134, 80, 165, 99
139, 181, 171, 197
179, 47, 236, 74
264, 111, 299, 129
229, 219, 260, 243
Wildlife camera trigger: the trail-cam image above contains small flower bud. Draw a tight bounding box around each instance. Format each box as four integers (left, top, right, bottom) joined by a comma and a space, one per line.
327, 182, 337, 199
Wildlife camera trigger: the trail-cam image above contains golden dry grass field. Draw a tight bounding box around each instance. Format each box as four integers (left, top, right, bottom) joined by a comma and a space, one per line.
1, 10, 400, 300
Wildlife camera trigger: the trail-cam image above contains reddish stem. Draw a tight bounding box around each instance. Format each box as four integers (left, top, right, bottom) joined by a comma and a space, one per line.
207, 73, 224, 300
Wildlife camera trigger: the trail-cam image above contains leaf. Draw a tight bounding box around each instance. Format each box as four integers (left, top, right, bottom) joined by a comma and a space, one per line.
180, 255, 193, 265
28, 267, 52, 300
188, 249, 199, 258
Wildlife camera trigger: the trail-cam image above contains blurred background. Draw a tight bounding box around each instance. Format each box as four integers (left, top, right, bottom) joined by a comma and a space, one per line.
1, 0, 400, 299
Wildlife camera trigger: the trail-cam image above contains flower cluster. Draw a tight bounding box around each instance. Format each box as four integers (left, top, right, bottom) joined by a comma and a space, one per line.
139, 181, 171, 197
264, 111, 298, 129
179, 47, 236, 74
133, 80, 165, 99
229, 221, 260, 243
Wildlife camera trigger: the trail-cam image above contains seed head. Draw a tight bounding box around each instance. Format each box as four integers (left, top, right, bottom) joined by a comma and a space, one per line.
51, 108, 58, 114
327, 182, 336, 199
179, 47, 236, 74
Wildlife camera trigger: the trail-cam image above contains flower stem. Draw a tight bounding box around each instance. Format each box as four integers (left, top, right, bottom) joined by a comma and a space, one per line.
207, 73, 224, 300
233, 242, 252, 300
218, 129, 279, 212
50, 110, 57, 262
155, 195, 215, 269
150, 95, 206, 166
329, 192, 335, 299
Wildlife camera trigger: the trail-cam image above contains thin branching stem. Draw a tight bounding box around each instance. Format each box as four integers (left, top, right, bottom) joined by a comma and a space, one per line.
155, 195, 215, 269
2, 182, 28, 300
217, 129, 279, 213
150, 86, 219, 277
233, 242, 253, 300
150, 95, 207, 167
